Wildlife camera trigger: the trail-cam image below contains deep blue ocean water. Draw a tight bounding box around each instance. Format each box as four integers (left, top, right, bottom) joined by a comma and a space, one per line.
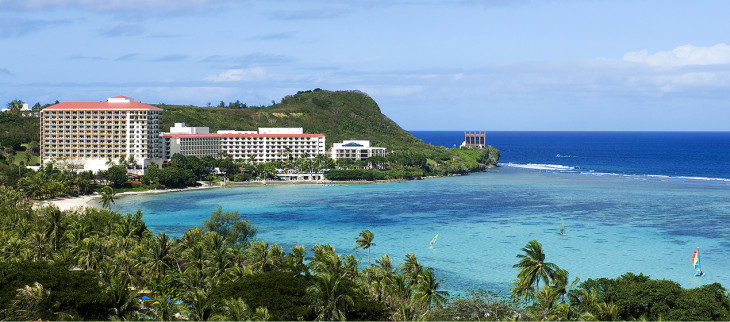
413, 131, 730, 180
110, 132, 730, 293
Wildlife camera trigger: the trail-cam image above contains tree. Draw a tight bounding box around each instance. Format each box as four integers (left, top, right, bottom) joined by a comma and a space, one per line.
245, 241, 284, 273
306, 272, 354, 321
105, 276, 140, 319
203, 206, 258, 249
414, 268, 449, 309
107, 165, 128, 187
3, 282, 59, 321
399, 253, 423, 290
144, 233, 174, 280
6, 99, 24, 115
0, 261, 112, 320
214, 270, 312, 320
219, 298, 251, 321
511, 240, 559, 301
41, 206, 67, 251
354, 229, 376, 266
186, 288, 217, 321
252, 306, 271, 321
428, 289, 520, 321
99, 186, 116, 209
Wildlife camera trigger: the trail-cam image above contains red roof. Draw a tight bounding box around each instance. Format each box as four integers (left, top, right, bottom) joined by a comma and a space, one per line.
110, 95, 133, 99
163, 133, 324, 138
42, 101, 161, 110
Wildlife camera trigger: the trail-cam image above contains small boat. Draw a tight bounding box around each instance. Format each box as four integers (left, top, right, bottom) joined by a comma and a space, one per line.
429, 234, 438, 249
559, 219, 566, 236
693, 247, 705, 277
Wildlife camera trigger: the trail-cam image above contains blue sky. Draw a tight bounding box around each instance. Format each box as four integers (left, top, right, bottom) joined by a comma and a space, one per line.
1, 0, 730, 130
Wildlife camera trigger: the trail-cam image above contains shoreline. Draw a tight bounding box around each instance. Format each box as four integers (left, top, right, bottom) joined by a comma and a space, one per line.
45, 179, 397, 211
45, 165, 498, 211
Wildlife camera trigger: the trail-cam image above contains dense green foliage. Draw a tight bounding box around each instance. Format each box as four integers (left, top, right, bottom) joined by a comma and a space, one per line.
0, 187, 727, 320
576, 273, 730, 321
0, 185, 453, 320
0, 113, 39, 150
0, 262, 111, 320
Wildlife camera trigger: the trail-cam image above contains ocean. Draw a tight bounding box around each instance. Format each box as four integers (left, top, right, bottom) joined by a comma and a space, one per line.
415, 131, 730, 180
110, 131, 730, 293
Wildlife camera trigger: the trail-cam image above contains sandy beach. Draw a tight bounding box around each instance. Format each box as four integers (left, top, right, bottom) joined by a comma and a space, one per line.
45, 184, 218, 211
43, 195, 97, 211
44, 179, 367, 211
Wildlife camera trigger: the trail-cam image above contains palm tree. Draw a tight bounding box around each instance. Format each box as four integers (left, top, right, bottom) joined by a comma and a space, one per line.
367, 254, 396, 301
150, 292, 179, 321
308, 244, 346, 278
512, 240, 559, 300
285, 244, 308, 277
252, 306, 272, 321
245, 241, 284, 273
74, 235, 103, 270
532, 284, 562, 313
353, 229, 376, 266
220, 298, 250, 321
105, 276, 140, 319
306, 272, 354, 321
551, 267, 578, 302
186, 288, 216, 321
42, 206, 67, 251
399, 253, 423, 290
414, 268, 449, 309
144, 233, 173, 279
5, 282, 60, 321
99, 186, 116, 209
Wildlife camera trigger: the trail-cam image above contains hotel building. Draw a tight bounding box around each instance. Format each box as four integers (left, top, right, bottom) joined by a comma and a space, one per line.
330, 140, 386, 161
40, 96, 163, 173
163, 123, 326, 163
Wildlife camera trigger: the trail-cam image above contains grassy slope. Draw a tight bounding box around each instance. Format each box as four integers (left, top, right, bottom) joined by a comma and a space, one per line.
156, 90, 428, 151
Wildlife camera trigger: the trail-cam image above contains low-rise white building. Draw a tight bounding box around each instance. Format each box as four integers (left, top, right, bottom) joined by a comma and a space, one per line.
330, 140, 386, 161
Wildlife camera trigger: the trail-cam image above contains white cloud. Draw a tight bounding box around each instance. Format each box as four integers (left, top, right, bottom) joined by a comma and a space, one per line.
203, 67, 267, 82
623, 43, 730, 68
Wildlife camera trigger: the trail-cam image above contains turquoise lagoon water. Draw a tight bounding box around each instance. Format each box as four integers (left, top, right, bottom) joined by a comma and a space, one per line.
110, 166, 730, 293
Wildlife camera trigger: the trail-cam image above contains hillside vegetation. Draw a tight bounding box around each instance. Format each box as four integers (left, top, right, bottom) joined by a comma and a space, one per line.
0, 113, 39, 150
157, 89, 426, 151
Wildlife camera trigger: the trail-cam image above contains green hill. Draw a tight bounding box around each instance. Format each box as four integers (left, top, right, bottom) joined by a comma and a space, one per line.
157, 89, 498, 177
156, 89, 426, 151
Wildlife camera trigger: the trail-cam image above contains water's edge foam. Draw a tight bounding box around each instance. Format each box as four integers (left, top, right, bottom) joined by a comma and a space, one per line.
502, 162, 730, 182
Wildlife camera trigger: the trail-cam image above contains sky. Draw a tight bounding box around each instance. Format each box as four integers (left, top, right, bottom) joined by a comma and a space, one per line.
1, 0, 730, 131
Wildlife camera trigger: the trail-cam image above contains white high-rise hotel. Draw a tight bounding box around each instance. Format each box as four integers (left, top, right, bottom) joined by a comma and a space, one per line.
40, 96, 163, 172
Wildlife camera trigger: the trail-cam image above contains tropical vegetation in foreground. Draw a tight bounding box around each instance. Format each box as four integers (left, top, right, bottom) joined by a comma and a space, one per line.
0, 184, 728, 321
